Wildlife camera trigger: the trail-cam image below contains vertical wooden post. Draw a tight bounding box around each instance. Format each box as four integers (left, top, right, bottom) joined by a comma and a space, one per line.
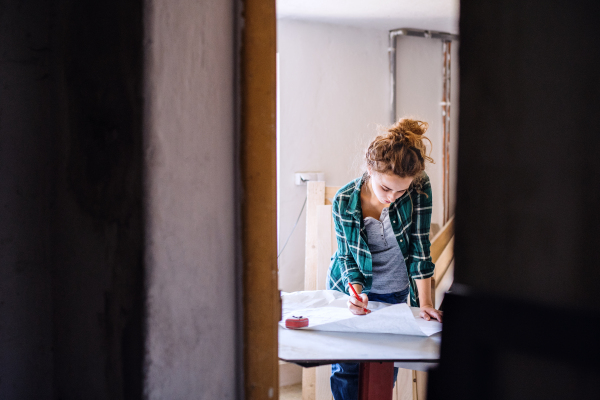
441, 40, 452, 225
415, 370, 428, 400
316, 205, 333, 291
395, 368, 414, 400
240, 0, 278, 399
412, 371, 419, 399
304, 181, 325, 290
303, 181, 327, 400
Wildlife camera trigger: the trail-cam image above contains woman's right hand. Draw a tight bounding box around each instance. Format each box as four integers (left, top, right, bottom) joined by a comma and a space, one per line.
348, 293, 371, 315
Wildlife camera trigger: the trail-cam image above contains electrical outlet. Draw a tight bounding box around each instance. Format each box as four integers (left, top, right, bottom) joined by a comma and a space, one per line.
294, 172, 325, 186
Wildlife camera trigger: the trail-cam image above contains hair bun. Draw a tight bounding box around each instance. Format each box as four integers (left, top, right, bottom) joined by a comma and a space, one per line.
364, 117, 433, 181
388, 119, 428, 148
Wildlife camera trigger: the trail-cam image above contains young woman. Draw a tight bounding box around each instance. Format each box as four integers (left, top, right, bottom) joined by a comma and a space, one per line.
326, 118, 442, 400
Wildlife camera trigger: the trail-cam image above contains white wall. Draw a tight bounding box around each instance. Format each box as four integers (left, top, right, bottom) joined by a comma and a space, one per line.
144, 1, 238, 398
277, 20, 460, 293
277, 20, 389, 292
395, 36, 460, 228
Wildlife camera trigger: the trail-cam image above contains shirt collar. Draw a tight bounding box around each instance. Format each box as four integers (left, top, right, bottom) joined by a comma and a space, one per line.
346, 175, 366, 218
347, 173, 412, 217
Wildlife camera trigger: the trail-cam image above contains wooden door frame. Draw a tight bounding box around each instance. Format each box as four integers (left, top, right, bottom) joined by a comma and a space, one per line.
240, 0, 279, 399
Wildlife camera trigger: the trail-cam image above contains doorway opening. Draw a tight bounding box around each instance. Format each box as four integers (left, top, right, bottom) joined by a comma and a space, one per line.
274, 2, 460, 399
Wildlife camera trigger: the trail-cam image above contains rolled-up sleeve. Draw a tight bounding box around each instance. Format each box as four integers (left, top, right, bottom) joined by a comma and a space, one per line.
407, 181, 435, 280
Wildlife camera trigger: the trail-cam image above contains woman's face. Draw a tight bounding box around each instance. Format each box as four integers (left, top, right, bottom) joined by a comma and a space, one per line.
368, 170, 414, 205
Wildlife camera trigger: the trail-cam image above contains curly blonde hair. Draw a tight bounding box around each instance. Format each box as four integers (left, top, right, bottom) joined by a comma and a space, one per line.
364, 118, 434, 192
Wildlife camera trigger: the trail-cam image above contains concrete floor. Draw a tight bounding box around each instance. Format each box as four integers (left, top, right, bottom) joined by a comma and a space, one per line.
280, 383, 302, 400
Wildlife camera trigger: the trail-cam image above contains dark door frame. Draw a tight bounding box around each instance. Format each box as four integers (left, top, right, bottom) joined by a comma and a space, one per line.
240, 1, 279, 399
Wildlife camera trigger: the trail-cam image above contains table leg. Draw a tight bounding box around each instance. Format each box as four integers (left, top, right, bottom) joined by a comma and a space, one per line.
358, 362, 394, 400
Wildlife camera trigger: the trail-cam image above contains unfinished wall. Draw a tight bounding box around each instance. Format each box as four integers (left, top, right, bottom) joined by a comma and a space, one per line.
395, 35, 460, 227
277, 20, 389, 292
144, 1, 238, 399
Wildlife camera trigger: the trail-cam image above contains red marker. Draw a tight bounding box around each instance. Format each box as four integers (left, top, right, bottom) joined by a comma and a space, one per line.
348, 282, 370, 314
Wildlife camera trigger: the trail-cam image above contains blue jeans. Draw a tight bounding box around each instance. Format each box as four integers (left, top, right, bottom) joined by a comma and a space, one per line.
330, 287, 409, 400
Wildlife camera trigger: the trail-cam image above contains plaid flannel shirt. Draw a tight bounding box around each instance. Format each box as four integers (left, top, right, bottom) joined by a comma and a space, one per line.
326, 173, 435, 307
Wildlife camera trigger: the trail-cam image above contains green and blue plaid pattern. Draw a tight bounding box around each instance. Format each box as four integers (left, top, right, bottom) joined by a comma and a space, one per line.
326, 173, 435, 307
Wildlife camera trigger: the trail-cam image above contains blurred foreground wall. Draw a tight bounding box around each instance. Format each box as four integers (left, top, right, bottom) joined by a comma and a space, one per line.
455, 0, 600, 311
431, 0, 600, 399
0, 1, 238, 398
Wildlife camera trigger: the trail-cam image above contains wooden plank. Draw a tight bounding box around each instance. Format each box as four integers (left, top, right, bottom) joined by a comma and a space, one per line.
301, 365, 333, 400
302, 368, 316, 400
326, 186, 340, 264
431, 216, 454, 310
435, 260, 454, 309
316, 205, 333, 290
433, 236, 454, 285
241, 0, 278, 398
430, 216, 454, 262
279, 361, 302, 387
412, 370, 418, 399
331, 212, 337, 260
429, 223, 441, 240
303, 182, 325, 400
324, 186, 341, 206
305, 181, 325, 291
430, 277, 435, 310
415, 371, 428, 400
315, 365, 333, 400
395, 368, 413, 400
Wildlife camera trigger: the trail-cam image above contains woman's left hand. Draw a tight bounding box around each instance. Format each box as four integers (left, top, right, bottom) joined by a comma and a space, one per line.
419, 305, 443, 322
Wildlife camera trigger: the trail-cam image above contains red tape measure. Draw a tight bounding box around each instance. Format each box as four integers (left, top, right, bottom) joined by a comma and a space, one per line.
285, 316, 309, 329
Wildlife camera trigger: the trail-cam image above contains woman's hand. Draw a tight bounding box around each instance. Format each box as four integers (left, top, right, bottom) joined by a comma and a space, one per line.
414, 278, 442, 322
419, 304, 443, 322
348, 293, 371, 315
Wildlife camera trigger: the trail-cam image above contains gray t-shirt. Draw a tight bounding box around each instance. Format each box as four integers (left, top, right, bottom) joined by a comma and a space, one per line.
363, 207, 409, 294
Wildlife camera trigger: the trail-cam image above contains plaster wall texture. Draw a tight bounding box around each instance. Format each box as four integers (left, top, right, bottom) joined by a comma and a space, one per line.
277, 20, 389, 292
395, 35, 460, 227
144, 1, 238, 398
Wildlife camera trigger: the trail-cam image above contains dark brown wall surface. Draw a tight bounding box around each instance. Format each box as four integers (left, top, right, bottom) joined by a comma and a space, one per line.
0, 1, 144, 398
454, 0, 600, 311
0, 2, 55, 397
52, 2, 144, 399
241, 0, 279, 398
430, 1, 600, 399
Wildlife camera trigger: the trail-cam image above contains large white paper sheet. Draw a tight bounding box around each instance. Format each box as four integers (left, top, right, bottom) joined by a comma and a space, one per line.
281, 290, 442, 337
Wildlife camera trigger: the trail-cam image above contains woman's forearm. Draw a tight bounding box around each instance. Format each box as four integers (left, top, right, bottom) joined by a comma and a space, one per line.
414, 278, 434, 308
351, 283, 363, 294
